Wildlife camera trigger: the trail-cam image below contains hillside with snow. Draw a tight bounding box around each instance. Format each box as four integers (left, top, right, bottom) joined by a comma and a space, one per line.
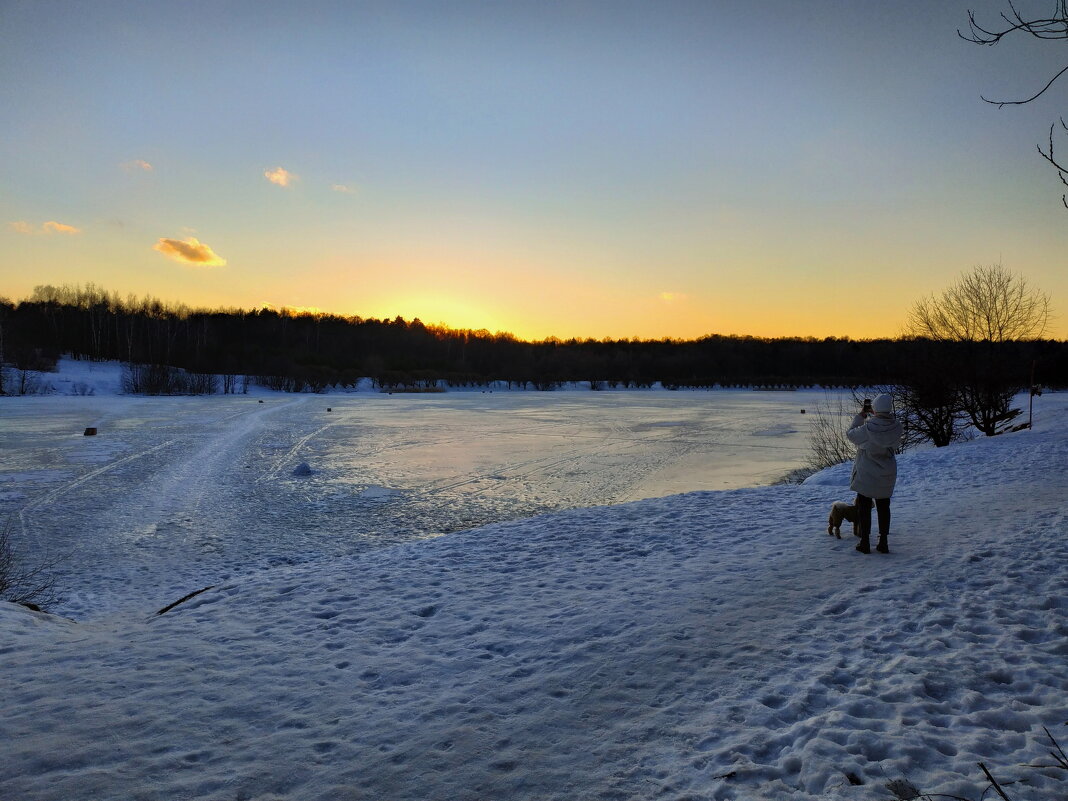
0, 365, 1065, 800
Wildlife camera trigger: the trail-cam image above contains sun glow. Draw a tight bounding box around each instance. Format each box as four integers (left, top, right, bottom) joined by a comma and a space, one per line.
380, 294, 509, 335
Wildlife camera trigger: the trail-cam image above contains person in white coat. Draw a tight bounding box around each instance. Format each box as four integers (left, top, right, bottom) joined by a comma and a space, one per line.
847, 393, 904, 554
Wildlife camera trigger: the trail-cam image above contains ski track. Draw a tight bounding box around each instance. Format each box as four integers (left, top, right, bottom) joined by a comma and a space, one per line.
10, 398, 308, 616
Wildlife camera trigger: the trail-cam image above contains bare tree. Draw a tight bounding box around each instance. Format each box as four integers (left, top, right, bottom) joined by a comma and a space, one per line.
906, 264, 1051, 436
891, 377, 969, 447
907, 263, 1051, 342
961, 1, 1068, 207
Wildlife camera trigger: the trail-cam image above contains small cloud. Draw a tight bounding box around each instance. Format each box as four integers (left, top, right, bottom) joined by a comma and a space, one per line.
122, 159, 153, 172
659, 292, 687, 303
264, 166, 296, 187
153, 236, 227, 267
42, 220, 82, 235
10, 220, 81, 235
331, 184, 355, 194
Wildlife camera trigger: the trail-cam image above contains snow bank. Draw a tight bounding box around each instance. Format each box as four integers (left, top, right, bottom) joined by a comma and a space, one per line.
2, 395, 1066, 800
40, 357, 126, 396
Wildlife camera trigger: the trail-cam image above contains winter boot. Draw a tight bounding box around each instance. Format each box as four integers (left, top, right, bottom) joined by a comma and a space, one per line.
856, 535, 871, 554
876, 534, 890, 554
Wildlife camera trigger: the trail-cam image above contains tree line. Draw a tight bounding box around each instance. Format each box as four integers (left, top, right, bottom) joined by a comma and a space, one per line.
1, 283, 1065, 402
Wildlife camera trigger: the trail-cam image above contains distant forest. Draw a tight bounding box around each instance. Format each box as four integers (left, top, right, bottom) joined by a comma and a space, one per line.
2, 285, 1066, 393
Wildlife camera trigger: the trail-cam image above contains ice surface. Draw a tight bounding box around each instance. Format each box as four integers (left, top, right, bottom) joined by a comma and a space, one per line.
1, 369, 836, 618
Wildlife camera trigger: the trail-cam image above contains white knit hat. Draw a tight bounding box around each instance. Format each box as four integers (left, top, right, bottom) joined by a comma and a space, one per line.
873, 394, 893, 414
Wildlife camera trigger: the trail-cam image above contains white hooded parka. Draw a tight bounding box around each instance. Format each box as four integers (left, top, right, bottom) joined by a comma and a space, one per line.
847, 412, 904, 499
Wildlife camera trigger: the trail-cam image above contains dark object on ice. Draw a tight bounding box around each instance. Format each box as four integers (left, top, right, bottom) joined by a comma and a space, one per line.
800, 408, 805, 414
293, 462, 314, 476
156, 586, 214, 616
83, 427, 97, 436
258, 399, 264, 403
327, 407, 332, 412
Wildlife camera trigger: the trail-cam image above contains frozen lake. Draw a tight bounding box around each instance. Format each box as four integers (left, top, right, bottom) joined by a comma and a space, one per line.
1, 389, 844, 618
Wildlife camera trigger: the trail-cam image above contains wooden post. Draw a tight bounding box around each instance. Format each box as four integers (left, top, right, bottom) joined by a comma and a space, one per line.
1029, 360, 1036, 429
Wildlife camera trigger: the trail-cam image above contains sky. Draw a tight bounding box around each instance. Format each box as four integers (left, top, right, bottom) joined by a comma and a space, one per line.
1, 0, 1066, 341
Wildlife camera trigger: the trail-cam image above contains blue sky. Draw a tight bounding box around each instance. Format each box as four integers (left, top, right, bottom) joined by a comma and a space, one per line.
2, 0, 1065, 339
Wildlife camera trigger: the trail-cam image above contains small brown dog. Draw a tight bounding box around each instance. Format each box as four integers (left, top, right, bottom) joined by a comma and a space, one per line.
827, 501, 859, 539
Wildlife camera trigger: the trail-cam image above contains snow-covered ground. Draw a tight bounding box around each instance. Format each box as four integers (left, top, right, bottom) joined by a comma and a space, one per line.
1, 360, 1066, 800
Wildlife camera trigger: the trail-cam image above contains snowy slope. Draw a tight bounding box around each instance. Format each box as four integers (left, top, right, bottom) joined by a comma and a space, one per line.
2, 395, 1067, 800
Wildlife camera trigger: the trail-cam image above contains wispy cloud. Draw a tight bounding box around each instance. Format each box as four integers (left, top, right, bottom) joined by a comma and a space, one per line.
153, 236, 227, 267
264, 166, 296, 187
331, 184, 355, 194
10, 220, 82, 235
659, 291, 687, 303
122, 159, 153, 172
42, 220, 82, 234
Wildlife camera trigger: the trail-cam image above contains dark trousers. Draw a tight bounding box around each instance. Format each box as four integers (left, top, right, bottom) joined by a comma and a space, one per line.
856, 494, 890, 541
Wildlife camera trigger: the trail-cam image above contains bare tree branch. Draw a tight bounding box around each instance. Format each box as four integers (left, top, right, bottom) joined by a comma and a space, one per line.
962, 2, 1068, 207
982, 63, 1068, 106
1037, 120, 1068, 208
960, 0, 1068, 43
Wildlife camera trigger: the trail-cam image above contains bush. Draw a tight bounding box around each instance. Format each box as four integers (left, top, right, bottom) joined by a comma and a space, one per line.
0, 520, 57, 610
807, 397, 859, 472
121, 363, 219, 395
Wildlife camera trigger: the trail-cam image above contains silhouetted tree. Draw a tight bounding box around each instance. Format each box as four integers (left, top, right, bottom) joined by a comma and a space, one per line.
905, 264, 1052, 435
3, 284, 1066, 399
907, 263, 1051, 342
